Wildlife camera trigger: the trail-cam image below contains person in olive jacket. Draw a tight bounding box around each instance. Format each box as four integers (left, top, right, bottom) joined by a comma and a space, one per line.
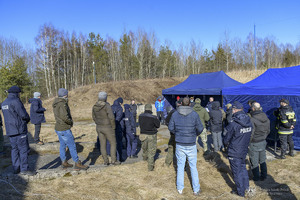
92, 92, 120, 165
28, 92, 46, 145
53, 88, 88, 170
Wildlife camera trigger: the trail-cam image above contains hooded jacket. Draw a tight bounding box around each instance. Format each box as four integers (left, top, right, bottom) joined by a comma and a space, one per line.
155, 98, 165, 112
250, 110, 270, 143
209, 101, 223, 132
193, 103, 210, 128
274, 105, 296, 134
224, 110, 252, 159
92, 101, 115, 129
1, 93, 30, 136
28, 98, 46, 124
111, 99, 123, 123
121, 104, 136, 135
168, 106, 204, 146
52, 97, 73, 131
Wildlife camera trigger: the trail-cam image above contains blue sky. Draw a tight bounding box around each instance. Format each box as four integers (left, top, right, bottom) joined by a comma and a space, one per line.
0, 0, 300, 50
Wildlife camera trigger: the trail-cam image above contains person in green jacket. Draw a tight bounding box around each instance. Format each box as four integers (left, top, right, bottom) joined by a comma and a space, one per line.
53, 88, 88, 170
193, 98, 210, 154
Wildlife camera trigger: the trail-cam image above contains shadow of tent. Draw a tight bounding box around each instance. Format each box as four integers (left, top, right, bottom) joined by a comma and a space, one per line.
254, 175, 297, 200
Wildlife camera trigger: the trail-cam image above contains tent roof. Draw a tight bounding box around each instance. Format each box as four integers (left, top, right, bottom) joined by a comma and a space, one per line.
162, 71, 241, 95
223, 65, 300, 96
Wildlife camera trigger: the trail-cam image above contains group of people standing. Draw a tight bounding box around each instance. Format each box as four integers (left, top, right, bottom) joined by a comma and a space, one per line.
0, 86, 297, 198
162, 95, 296, 197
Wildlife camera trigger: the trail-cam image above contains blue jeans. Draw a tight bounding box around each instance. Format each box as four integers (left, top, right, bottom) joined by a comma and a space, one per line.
176, 144, 200, 193
56, 129, 79, 163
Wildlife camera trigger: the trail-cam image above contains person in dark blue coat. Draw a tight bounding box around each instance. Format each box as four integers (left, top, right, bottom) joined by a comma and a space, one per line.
223, 101, 252, 197
1, 86, 36, 176
121, 104, 138, 158
28, 92, 46, 145
107, 98, 124, 161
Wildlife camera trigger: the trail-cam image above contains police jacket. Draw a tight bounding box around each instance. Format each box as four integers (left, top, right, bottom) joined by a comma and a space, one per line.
139, 110, 160, 135
250, 110, 270, 143
121, 105, 136, 135
274, 105, 296, 134
111, 100, 123, 123
169, 106, 204, 146
155, 99, 165, 112
52, 97, 73, 131
92, 101, 115, 129
129, 104, 137, 116
209, 101, 223, 132
28, 98, 46, 125
224, 110, 252, 159
1, 93, 30, 136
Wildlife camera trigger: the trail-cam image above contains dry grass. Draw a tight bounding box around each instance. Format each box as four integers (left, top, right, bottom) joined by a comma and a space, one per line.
12, 151, 299, 200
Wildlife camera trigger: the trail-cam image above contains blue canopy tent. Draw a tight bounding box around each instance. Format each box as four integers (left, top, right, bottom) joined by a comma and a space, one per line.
162, 71, 241, 107
223, 65, 300, 150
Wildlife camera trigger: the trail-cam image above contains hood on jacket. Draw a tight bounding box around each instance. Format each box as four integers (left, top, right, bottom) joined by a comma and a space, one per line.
251, 110, 269, 123
212, 101, 220, 110
53, 97, 67, 108
233, 111, 252, 128
177, 106, 193, 116
28, 98, 38, 104
93, 101, 106, 112
193, 103, 205, 111
124, 104, 130, 111
113, 99, 120, 106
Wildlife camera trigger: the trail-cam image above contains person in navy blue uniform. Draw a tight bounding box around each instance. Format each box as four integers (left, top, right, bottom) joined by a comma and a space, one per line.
223, 101, 252, 197
1, 86, 36, 176
28, 92, 46, 145
121, 104, 138, 158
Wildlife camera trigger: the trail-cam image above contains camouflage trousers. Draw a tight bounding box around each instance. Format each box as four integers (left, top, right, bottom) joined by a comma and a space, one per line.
197, 128, 208, 152
165, 134, 176, 166
140, 134, 157, 171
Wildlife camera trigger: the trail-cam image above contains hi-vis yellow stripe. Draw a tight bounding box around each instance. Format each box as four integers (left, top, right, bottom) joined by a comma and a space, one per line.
281, 120, 288, 123
278, 131, 293, 134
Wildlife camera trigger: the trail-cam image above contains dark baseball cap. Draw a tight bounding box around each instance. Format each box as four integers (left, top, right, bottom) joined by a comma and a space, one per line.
232, 101, 243, 109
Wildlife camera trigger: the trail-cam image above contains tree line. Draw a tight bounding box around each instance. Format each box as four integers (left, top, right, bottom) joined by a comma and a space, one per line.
1, 23, 300, 101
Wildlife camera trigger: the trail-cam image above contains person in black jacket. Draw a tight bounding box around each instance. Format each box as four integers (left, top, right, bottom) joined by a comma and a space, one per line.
139, 104, 160, 171
1, 86, 36, 176
274, 99, 296, 159
121, 104, 138, 158
209, 101, 223, 152
223, 101, 252, 197
28, 92, 46, 145
225, 103, 233, 125
130, 99, 137, 124
249, 102, 270, 181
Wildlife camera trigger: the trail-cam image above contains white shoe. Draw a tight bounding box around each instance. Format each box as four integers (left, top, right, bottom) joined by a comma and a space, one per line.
177, 189, 183, 194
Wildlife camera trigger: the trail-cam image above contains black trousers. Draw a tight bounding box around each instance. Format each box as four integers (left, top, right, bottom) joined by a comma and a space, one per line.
34, 124, 42, 142
279, 134, 294, 155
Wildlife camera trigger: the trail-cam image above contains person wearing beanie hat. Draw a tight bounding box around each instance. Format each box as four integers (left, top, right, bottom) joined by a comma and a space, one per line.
1, 86, 36, 175
28, 92, 46, 145
274, 98, 296, 159
139, 103, 160, 171
109, 98, 124, 162
193, 98, 210, 154
223, 101, 253, 197
92, 92, 120, 165
52, 89, 88, 170
58, 88, 68, 98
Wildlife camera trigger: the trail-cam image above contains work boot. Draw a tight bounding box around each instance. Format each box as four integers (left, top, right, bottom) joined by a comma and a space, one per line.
62, 161, 73, 169
251, 167, 260, 181
111, 161, 121, 165
74, 160, 89, 170
260, 162, 267, 181
288, 150, 295, 157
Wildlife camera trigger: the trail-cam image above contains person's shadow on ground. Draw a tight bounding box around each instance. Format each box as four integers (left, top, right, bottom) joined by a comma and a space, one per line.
254, 174, 297, 200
